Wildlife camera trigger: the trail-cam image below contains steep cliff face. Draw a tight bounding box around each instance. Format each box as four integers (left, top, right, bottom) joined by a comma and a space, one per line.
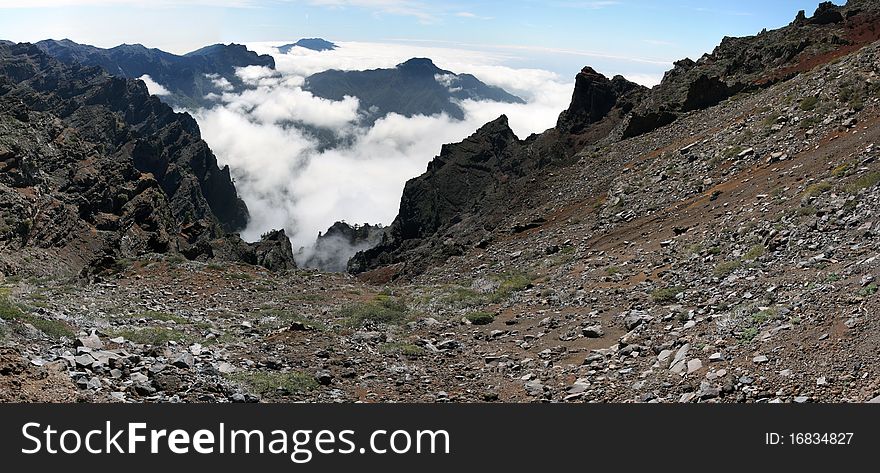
623, 0, 880, 138
350, 69, 644, 276
300, 222, 386, 272
0, 42, 291, 276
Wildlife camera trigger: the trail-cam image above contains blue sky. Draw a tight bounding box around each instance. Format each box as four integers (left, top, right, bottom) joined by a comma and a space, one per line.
0, 0, 843, 79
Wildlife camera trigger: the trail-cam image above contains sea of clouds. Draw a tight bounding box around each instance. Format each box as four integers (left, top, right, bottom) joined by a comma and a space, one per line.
153, 41, 635, 268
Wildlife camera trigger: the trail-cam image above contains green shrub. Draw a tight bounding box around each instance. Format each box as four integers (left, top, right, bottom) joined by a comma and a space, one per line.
744, 244, 766, 261
229, 371, 318, 396
714, 260, 742, 277
258, 308, 325, 330
136, 310, 188, 324
339, 295, 408, 327
859, 284, 878, 297
845, 172, 880, 194
466, 311, 495, 325
0, 288, 74, 339
739, 327, 760, 343
490, 271, 534, 302
804, 181, 832, 197
651, 287, 683, 303
439, 287, 487, 308
111, 327, 187, 345
799, 96, 819, 111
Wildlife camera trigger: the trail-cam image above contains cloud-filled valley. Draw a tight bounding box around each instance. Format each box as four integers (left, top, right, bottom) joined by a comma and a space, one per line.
185, 40, 581, 269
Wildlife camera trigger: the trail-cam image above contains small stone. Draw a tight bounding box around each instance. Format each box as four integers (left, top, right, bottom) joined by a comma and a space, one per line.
524, 380, 545, 397
172, 352, 194, 369
709, 352, 724, 362
130, 372, 149, 384
794, 396, 810, 403
74, 354, 95, 368
753, 355, 769, 364
231, 393, 247, 403
582, 324, 605, 338
316, 370, 333, 386
687, 359, 703, 374
134, 383, 156, 396
75, 335, 104, 350
817, 376, 828, 386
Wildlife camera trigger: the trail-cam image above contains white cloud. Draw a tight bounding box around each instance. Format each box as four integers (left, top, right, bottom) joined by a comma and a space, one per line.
137, 74, 171, 95
206, 73, 234, 91
306, 0, 438, 23
192, 41, 574, 265
455, 11, 493, 20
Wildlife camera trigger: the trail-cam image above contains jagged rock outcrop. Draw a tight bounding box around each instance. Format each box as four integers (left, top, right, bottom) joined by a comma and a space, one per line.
0, 42, 293, 276
35, 39, 275, 109
623, 0, 880, 138
350, 70, 645, 276
300, 222, 386, 272
556, 67, 645, 135
210, 230, 296, 272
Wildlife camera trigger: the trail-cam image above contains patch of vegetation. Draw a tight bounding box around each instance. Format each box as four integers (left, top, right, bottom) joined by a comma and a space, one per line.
439, 286, 488, 308
804, 181, 833, 197
826, 273, 841, 282
739, 326, 760, 344
110, 327, 187, 346
605, 266, 621, 276
832, 163, 852, 178
136, 310, 188, 324
338, 295, 408, 327
723, 145, 746, 160
761, 114, 779, 128
651, 286, 683, 304
466, 311, 496, 325
166, 254, 186, 265
714, 260, 742, 278
744, 244, 766, 261
490, 271, 534, 302
844, 172, 880, 194
379, 342, 426, 357
859, 284, 878, 297
797, 205, 817, 217
752, 308, 778, 325
228, 371, 318, 396
0, 288, 74, 339
258, 308, 325, 330
799, 96, 819, 111
799, 116, 820, 130
228, 272, 254, 281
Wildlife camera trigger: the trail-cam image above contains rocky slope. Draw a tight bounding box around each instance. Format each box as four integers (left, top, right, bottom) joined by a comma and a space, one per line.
350, 67, 645, 276
305, 58, 524, 123
0, 42, 293, 277
35, 39, 276, 109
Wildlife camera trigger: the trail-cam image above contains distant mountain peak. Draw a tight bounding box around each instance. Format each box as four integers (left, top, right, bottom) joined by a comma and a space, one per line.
304, 59, 523, 123
278, 38, 337, 54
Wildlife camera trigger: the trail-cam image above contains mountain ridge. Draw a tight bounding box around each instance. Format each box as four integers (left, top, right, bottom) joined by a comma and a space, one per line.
304, 57, 525, 123
34, 39, 276, 109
